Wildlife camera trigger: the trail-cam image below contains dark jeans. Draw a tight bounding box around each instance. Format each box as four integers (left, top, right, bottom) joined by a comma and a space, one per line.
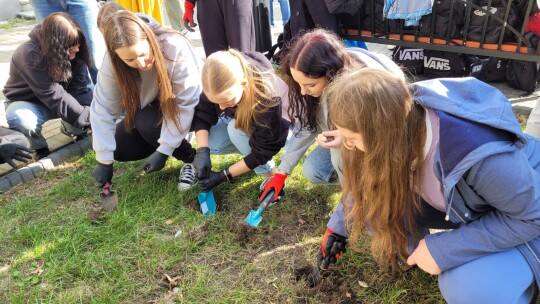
114, 101, 195, 163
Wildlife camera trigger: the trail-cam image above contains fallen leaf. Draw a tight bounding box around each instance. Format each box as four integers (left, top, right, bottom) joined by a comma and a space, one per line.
358, 280, 368, 288
30, 260, 44, 276
346, 292, 351, 298
165, 219, 173, 225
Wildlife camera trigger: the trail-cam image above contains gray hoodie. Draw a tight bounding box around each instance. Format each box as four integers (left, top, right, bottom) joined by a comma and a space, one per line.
90, 28, 202, 161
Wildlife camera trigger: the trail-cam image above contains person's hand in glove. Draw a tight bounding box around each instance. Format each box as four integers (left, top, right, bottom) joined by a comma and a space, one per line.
93, 162, 113, 188
193, 147, 211, 180
259, 172, 286, 202
0, 143, 32, 168
139, 151, 168, 174
198, 168, 232, 192
183, 0, 197, 32
318, 228, 348, 269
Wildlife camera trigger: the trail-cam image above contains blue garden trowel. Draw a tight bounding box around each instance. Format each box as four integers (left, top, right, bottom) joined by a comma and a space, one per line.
197, 191, 216, 217
244, 189, 277, 227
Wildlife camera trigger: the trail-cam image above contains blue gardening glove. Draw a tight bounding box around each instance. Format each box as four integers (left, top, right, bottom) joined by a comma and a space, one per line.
193, 147, 211, 180
198, 169, 229, 192
318, 228, 348, 269
139, 151, 168, 174
0, 143, 32, 168
93, 162, 113, 188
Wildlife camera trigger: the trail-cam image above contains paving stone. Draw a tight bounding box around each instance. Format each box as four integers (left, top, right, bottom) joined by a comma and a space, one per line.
17, 167, 35, 181
27, 162, 44, 176
6, 171, 23, 187
0, 177, 12, 192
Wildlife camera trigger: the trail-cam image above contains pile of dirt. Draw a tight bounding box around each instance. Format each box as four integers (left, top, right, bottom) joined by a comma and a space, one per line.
295, 265, 362, 304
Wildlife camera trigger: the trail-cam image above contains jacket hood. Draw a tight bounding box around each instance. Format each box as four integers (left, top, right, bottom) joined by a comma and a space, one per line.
28, 24, 42, 45
347, 48, 405, 79
411, 77, 526, 147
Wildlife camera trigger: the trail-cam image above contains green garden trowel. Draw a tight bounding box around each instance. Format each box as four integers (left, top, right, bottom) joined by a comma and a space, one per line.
244, 189, 276, 227
198, 191, 216, 217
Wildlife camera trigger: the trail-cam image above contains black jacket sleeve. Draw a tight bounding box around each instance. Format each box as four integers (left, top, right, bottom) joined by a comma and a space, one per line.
244, 102, 290, 169
190, 93, 219, 132
18, 53, 91, 129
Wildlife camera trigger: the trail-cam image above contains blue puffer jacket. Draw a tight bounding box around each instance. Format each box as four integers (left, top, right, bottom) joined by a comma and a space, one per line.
328, 77, 540, 286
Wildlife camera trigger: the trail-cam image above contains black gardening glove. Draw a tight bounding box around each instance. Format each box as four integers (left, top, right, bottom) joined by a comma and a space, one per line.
139, 151, 168, 174
198, 169, 228, 192
193, 147, 211, 180
0, 143, 32, 168
318, 228, 348, 269
93, 162, 113, 188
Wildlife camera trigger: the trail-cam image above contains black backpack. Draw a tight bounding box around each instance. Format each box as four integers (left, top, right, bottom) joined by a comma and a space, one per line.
466, 0, 519, 43
506, 60, 539, 94
391, 47, 424, 75
468, 56, 508, 83
419, 0, 466, 39
423, 50, 466, 78
265, 20, 293, 64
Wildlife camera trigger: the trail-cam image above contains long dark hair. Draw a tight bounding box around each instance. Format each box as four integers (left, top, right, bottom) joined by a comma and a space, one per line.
281, 28, 356, 131
102, 10, 183, 132
39, 12, 91, 82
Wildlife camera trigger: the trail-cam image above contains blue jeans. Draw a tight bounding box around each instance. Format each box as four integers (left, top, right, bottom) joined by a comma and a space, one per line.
30, 0, 105, 84
269, 0, 290, 26
208, 118, 274, 175
302, 146, 340, 185
5, 101, 83, 150
439, 247, 536, 304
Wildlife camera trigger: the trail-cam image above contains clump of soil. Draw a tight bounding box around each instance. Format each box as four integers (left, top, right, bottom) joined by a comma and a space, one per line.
185, 198, 200, 212
87, 202, 105, 224
295, 264, 362, 304
186, 222, 210, 241
234, 223, 258, 247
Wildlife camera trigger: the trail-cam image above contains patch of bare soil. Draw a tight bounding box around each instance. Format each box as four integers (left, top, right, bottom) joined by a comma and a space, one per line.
185, 197, 200, 212
186, 221, 210, 241
295, 265, 362, 304
234, 223, 259, 247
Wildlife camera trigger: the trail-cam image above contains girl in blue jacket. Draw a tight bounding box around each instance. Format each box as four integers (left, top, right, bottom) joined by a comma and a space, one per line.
320, 68, 540, 303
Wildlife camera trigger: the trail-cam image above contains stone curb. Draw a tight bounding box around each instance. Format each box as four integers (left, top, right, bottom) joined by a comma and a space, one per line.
0, 136, 92, 193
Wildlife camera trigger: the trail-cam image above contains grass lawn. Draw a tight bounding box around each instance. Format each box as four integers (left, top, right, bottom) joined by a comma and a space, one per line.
0, 149, 444, 303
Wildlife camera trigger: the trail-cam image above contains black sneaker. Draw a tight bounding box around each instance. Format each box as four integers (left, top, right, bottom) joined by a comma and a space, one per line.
178, 163, 197, 191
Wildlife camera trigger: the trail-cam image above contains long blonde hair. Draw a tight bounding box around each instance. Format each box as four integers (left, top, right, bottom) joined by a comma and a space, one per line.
102, 10, 179, 132
201, 49, 277, 134
326, 69, 426, 272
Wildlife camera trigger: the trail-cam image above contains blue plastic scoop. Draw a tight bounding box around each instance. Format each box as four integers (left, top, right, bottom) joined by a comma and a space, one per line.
244, 189, 276, 227
198, 191, 216, 217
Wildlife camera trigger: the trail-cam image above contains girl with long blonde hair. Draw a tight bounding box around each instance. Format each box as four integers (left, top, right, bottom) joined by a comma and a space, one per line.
324, 68, 540, 303
91, 10, 202, 192
191, 49, 290, 195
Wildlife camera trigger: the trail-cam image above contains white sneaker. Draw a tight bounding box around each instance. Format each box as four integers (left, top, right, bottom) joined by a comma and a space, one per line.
178, 163, 197, 191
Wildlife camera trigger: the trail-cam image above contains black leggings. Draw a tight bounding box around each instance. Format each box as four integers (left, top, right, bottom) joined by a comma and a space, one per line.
114, 100, 195, 163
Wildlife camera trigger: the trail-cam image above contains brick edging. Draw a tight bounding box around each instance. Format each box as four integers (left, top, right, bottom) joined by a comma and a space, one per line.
0, 136, 92, 192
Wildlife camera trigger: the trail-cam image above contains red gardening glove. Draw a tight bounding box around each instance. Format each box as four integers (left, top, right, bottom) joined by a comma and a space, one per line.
259, 172, 286, 202
183, 0, 197, 32
318, 228, 348, 269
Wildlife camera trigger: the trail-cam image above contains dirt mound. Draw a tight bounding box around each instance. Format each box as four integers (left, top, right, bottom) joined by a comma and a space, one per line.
295, 264, 362, 304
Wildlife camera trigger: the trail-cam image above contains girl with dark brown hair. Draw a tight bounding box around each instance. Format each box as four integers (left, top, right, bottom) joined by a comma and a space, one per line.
4, 12, 92, 158
91, 10, 201, 191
